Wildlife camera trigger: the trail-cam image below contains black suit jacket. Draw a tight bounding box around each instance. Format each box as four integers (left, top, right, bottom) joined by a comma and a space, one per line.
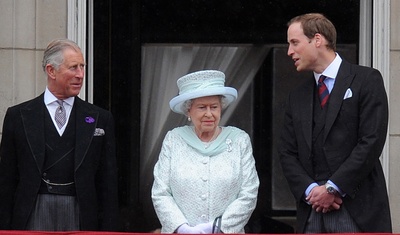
279, 60, 392, 232
0, 94, 119, 231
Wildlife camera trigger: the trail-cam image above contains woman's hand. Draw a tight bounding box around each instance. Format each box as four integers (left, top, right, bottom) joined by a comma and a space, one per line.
177, 222, 213, 234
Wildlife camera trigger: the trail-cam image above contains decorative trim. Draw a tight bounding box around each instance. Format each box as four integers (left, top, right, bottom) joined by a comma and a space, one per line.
373, 0, 391, 186
87, 0, 94, 103
67, 0, 90, 101
359, 0, 372, 67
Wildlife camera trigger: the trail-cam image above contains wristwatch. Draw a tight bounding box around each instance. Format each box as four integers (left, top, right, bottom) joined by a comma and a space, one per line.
325, 183, 337, 194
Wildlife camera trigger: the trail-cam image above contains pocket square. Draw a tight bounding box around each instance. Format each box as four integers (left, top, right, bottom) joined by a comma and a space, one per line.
343, 88, 353, 100
94, 128, 105, 136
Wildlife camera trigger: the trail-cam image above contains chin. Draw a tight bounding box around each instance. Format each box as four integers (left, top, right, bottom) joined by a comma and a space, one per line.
69, 92, 80, 97
71, 88, 82, 95
201, 125, 214, 131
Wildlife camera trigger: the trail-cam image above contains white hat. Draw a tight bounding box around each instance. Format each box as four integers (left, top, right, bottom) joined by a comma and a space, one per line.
169, 70, 238, 114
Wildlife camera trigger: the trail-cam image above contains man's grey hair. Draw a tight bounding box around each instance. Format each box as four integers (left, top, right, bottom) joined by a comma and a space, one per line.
42, 38, 82, 72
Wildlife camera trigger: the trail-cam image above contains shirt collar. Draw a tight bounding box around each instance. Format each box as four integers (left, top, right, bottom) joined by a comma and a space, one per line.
44, 87, 75, 106
314, 53, 343, 81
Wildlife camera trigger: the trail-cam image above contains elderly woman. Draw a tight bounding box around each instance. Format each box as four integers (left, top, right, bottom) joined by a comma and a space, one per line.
151, 70, 259, 233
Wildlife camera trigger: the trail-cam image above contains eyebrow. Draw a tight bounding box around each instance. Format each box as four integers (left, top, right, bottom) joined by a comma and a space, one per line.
195, 102, 220, 106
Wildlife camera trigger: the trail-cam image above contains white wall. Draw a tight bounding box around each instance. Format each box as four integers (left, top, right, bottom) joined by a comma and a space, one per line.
0, 0, 68, 130
389, 0, 400, 232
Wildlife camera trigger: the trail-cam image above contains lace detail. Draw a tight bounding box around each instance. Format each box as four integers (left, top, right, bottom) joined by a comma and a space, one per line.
152, 128, 259, 233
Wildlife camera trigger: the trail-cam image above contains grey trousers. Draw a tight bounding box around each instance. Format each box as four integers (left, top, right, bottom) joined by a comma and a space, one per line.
26, 194, 80, 231
304, 204, 360, 233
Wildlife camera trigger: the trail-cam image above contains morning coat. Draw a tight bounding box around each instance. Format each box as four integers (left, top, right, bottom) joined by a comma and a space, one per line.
279, 60, 392, 232
0, 94, 119, 231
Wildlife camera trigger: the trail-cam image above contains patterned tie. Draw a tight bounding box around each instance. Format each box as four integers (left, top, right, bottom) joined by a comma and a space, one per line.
55, 100, 66, 129
318, 75, 329, 108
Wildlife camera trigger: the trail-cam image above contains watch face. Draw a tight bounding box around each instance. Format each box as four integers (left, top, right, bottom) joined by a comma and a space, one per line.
327, 186, 335, 194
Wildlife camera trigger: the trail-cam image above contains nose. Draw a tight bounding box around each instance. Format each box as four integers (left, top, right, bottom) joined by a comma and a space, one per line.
76, 66, 85, 78
287, 45, 294, 57
205, 107, 212, 117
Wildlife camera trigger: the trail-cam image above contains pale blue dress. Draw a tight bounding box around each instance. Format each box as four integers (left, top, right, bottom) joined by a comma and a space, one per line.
152, 126, 259, 233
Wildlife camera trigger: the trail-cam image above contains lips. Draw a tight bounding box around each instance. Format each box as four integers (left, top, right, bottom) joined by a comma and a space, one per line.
293, 58, 299, 67
71, 82, 82, 87
203, 121, 214, 125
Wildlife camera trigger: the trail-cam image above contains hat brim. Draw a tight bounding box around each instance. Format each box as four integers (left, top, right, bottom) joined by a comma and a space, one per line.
169, 87, 238, 114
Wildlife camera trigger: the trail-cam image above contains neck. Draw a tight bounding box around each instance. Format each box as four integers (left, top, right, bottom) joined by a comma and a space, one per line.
196, 127, 220, 142
314, 51, 336, 74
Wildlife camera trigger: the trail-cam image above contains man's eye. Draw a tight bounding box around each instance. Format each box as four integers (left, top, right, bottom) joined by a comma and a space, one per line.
69, 65, 85, 71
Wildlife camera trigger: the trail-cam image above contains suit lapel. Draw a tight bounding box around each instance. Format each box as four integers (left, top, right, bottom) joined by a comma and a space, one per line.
298, 78, 315, 150
20, 94, 46, 172
324, 61, 355, 141
73, 98, 99, 171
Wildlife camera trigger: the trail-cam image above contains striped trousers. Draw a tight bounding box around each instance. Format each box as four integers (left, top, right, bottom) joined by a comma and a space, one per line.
304, 204, 360, 233
26, 194, 80, 231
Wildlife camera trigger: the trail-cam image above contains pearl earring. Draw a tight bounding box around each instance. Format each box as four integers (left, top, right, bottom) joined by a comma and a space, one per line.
188, 116, 191, 122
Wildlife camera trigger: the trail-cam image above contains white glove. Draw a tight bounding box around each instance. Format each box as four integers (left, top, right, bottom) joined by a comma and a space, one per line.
177, 223, 204, 234
194, 222, 214, 234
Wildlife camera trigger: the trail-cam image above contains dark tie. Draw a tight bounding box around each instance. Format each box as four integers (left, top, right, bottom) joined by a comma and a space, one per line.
55, 100, 66, 129
318, 75, 329, 108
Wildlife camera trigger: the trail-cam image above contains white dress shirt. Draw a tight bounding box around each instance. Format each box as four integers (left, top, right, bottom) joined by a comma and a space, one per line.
313, 53, 343, 93
44, 87, 74, 136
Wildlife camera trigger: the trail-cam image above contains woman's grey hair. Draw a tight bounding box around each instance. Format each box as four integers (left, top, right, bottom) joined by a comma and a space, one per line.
42, 38, 82, 72
182, 95, 227, 115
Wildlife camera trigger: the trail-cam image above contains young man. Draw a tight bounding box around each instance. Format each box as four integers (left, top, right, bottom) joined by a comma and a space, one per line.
279, 13, 392, 233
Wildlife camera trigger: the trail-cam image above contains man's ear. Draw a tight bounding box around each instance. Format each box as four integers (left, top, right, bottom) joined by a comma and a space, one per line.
314, 33, 325, 48
45, 64, 56, 79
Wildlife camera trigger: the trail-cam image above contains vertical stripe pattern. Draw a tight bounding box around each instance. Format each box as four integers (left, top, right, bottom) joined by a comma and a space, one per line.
26, 194, 80, 231
304, 204, 360, 233
55, 100, 66, 129
318, 75, 329, 108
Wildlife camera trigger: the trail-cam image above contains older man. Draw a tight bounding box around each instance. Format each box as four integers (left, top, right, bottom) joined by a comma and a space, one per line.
0, 39, 119, 231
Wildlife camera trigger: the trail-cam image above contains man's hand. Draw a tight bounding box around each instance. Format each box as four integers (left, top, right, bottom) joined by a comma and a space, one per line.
306, 185, 343, 213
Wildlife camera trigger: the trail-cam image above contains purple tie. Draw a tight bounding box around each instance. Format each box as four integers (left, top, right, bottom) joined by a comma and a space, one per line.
318, 75, 329, 108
